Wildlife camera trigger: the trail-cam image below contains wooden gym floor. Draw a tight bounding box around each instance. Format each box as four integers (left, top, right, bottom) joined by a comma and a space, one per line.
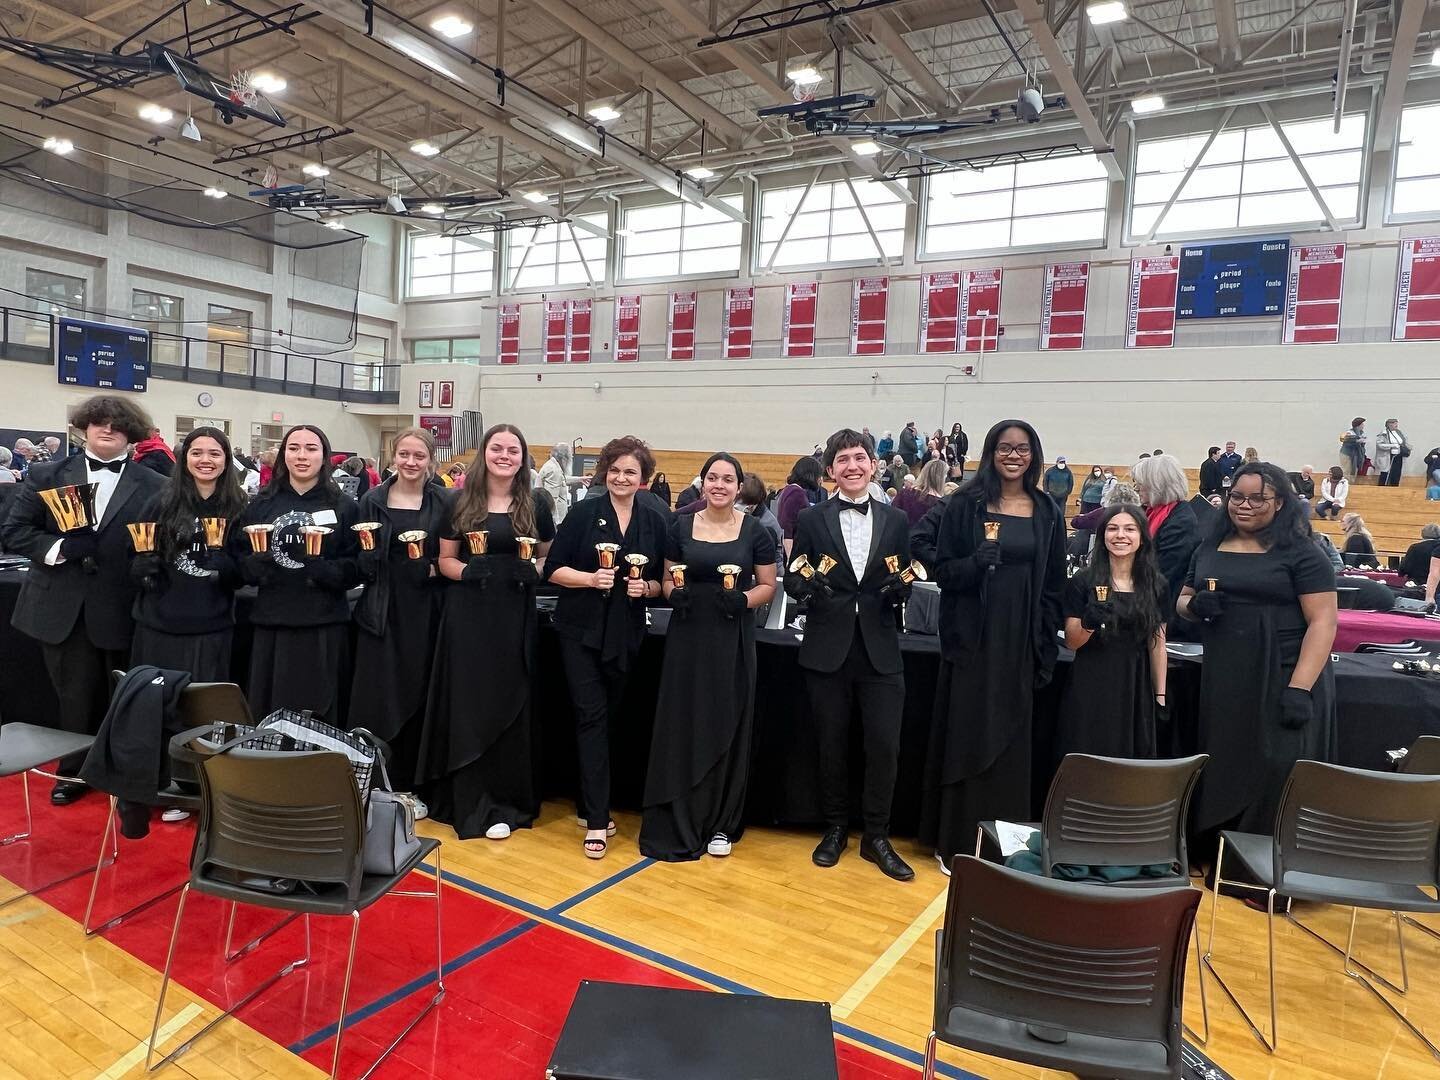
0, 779, 1437, 1079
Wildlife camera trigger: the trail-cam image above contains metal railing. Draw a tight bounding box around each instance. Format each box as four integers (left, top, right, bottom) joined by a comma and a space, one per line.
0, 306, 401, 405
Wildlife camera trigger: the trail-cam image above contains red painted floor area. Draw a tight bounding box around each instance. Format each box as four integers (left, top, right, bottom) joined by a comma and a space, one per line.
0, 774, 925, 1079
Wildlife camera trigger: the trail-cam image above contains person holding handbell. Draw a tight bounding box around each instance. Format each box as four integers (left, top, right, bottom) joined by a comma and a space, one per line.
785, 428, 915, 882
921, 419, 1066, 875
231, 423, 360, 722
641, 451, 776, 861
420, 423, 554, 841
1178, 461, 1336, 837
348, 427, 453, 792
543, 435, 668, 858
1, 395, 167, 803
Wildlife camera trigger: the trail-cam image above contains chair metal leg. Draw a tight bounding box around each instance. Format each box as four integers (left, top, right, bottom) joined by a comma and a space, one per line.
1402, 914, 1440, 943
1287, 905, 1411, 996
146, 882, 190, 1072
1199, 838, 1278, 1052
921, 1031, 938, 1080
0, 771, 33, 845
1183, 913, 1210, 1045
329, 911, 362, 1080
82, 797, 181, 937
1339, 909, 1440, 1062
222, 900, 302, 963
0, 772, 114, 910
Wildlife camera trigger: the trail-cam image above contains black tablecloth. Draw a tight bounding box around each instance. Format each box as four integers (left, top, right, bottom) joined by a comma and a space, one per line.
4, 570, 1438, 838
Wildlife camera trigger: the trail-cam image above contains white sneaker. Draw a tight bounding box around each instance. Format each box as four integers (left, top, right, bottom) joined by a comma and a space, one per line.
411, 798, 429, 821
485, 822, 512, 840
706, 833, 732, 857
935, 853, 952, 877
160, 808, 190, 823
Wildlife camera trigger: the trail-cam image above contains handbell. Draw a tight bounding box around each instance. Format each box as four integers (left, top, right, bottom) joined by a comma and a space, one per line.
625, 553, 649, 579
596, 542, 620, 570
516, 536, 538, 561
885, 554, 901, 574
983, 520, 1001, 543
1206, 578, 1218, 591
788, 553, 815, 579
398, 529, 427, 560
244, 524, 273, 553
899, 560, 928, 584
40, 483, 99, 532
201, 517, 228, 549
126, 521, 157, 553
302, 525, 333, 558
465, 530, 488, 556
718, 563, 742, 591
1095, 585, 1110, 603
669, 563, 687, 588
817, 554, 838, 577
353, 522, 381, 551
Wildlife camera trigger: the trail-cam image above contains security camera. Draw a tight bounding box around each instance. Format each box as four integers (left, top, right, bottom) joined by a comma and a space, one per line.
1017, 86, 1045, 123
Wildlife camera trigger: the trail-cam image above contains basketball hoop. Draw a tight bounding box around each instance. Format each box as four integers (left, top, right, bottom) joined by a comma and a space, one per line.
792, 84, 817, 104
228, 70, 258, 109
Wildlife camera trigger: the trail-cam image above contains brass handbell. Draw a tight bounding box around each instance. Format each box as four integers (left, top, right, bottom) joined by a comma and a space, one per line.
201, 517, 228, 549
817, 554, 839, 576
899, 560, 928, 584
788, 553, 815, 579
126, 522, 157, 553
40, 483, 100, 533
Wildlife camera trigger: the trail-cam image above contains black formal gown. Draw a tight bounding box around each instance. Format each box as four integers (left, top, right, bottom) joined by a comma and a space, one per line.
419, 502, 555, 839
1187, 541, 1337, 833
1055, 575, 1161, 761
640, 513, 776, 861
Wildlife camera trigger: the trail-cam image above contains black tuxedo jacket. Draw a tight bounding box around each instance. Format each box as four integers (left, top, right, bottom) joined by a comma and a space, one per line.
1, 454, 166, 650
784, 496, 909, 675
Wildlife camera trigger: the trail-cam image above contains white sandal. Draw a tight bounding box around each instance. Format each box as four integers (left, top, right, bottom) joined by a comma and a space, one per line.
583, 831, 608, 860
575, 816, 617, 837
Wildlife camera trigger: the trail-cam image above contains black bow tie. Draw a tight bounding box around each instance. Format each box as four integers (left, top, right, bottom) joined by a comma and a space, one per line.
840, 500, 870, 515
87, 456, 125, 474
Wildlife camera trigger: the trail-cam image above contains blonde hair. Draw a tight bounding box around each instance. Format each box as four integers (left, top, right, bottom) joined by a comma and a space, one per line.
1342, 513, 1373, 542
918, 458, 948, 496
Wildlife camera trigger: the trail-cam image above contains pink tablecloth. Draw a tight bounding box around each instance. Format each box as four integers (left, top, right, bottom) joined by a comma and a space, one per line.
1341, 569, 1410, 588
1334, 609, 1440, 651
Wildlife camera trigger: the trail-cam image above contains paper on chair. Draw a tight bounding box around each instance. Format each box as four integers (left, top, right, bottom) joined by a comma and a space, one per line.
994, 821, 1039, 857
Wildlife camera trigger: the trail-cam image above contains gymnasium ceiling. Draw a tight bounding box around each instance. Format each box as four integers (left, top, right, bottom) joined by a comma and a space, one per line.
0, 0, 1437, 227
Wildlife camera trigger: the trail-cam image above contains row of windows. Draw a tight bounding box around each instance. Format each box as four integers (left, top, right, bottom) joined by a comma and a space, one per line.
404, 104, 1439, 299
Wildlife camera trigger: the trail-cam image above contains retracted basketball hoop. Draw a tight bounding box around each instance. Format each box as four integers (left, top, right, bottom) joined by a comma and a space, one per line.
228, 70, 259, 110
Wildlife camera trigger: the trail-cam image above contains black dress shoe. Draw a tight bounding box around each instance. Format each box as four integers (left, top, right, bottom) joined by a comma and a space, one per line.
812, 825, 848, 867
50, 780, 89, 805
860, 835, 915, 882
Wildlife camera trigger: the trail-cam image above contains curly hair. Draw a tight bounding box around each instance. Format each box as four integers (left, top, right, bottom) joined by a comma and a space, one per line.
594, 435, 656, 484
1213, 461, 1313, 549
70, 395, 153, 444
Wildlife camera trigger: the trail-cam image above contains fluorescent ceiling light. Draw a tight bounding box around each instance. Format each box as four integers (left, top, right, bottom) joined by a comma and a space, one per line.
302, 163, 330, 177
685, 165, 714, 180
587, 104, 622, 123
420, 203, 446, 214
430, 14, 472, 37
42, 136, 73, 155
850, 140, 881, 156
787, 65, 823, 86
202, 187, 227, 199
410, 140, 440, 157
250, 72, 286, 94
1131, 94, 1165, 114
521, 190, 549, 203
139, 104, 173, 123
1086, 0, 1127, 23
324, 219, 345, 230
1432, 47, 1440, 67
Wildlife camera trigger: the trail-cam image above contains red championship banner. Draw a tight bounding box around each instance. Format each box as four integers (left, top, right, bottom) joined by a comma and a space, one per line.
1041, 262, 1089, 350
960, 268, 1002, 352
1393, 236, 1440, 341
543, 299, 568, 363
782, 281, 818, 357
918, 272, 960, 352
850, 276, 887, 355
497, 303, 520, 365
614, 293, 641, 362
668, 290, 697, 360
1283, 244, 1345, 345
1126, 255, 1180, 349
566, 298, 592, 363
723, 286, 754, 359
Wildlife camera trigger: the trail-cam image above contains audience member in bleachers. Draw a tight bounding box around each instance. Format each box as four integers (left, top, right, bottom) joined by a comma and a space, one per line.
1041, 456, 1074, 510
1198, 446, 1223, 499
1313, 466, 1348, 519
1340, 417, 1366, 478
1287, 465, 1315, 501
1178, 462, 1337, 836
922, 419, 1066, 873
897, 422, 922, 470
1242, 446, 1259, 466
1373, 418, 1410, 487
642, 451, 777, 861
539, 442, 574, 525
349, 427, 452, 792
1131, 454, 1200, 635
11, 438, 37, 478
1400, 523, 1440, 584
649, 471, 672, 508
1340, 513, 1376, 564
0, 446, 13, 483
1215, 441, 1242, 482
946, 422, 969, 481
1313, 530, 1343, 571
1069, 480, 1139, 533
1078, 465, 1105, 515
1058, 505, 1168, 761
876, 430, 894, 459
1425, 446, 1440, 483
892, 459, 946, 527
775, 456, 825, 558
675, 474, 701, 509
132, 427, 175, 477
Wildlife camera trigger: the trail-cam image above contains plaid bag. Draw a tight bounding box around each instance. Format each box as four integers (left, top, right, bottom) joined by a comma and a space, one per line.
210, 708, 377, 797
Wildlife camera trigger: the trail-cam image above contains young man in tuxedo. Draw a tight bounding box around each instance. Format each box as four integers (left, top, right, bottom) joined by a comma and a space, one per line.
1, 395, 167, 803
784, 428, 914, 881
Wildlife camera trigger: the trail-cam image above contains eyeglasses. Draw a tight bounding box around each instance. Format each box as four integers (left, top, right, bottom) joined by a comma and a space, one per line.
1226, 491, 1274, 508
995, 443, 1032, 458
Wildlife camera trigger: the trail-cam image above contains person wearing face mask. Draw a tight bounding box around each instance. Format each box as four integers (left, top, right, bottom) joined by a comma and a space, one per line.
420, 423, 555, 842
232, 423, 361, 722
1178, 462, 1336, 836
543, 435, 667, 858
785, 429, 915, 882
348, 428, 453, 792
1059, 505, 1169, 761
641, 451, 777, 861
2, 395, 167, 803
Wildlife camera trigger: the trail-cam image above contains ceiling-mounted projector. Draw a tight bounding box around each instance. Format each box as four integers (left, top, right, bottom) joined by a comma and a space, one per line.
1017, 86, 1045, 123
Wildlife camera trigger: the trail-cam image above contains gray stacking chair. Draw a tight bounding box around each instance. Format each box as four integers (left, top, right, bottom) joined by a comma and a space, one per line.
0, 722, 102, 907
1398, 734, 1440, 776
146, 736, 444, 1079
1205, 760, 1440, 1060
924, 856, 1199, 1080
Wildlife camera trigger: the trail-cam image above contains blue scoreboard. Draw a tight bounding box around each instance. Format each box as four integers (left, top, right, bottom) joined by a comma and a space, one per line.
1176, 238, 1290, 319
56, 318, 150, 393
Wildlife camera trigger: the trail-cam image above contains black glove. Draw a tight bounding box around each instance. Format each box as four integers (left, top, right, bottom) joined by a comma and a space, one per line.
716, 587, 748, 619
399, 556, 434, 586
1034, 667, 1053, 690
243, 551, 276, 585
785, 573, 817, 604
204, 548, 240, 584
1080, 599, 1110, 632
1426, 601, 1436, 615
878, 572, 911, 608
1280, 686, 1314, 730
357, 545, 383, 583
511, 558, 540, 590
60, 532, 99, 564
973, 540, 1002, 569
1153, 698, 1170, 728
1188, 588, 1227, 622
934, 558, 970, 590
668, 585, 693, 619
811, 573, 835, 599
305, 558, 347, 591
461, 557, 492, 589
129, 552, 164, 591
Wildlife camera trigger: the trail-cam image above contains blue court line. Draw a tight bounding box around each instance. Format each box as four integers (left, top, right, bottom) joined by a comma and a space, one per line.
285, 856, 655, 1056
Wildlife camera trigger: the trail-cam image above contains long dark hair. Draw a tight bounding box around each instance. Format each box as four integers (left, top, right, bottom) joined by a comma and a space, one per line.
1086, 504, 1164, 643
1212, 461, 1312, 550
453, 423, 536, 537
958, 418, 1045, 506
267, 424, 340, 499
154, 427, 247, 562
786, 455, 821, 491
